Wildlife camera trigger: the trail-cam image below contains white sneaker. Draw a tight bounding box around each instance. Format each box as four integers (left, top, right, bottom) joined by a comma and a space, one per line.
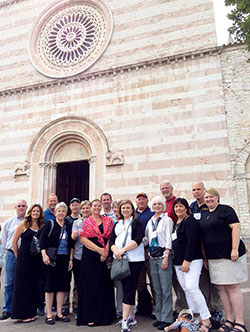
128, 315, 137, 326
121, 319, 131, 332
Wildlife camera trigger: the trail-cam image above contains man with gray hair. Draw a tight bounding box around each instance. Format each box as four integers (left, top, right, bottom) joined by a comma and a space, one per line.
0, 199, 27, 320
160, 180, 177, 223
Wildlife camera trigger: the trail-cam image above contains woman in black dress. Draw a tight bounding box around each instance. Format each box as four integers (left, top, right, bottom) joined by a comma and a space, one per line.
39, 201, 74, 325
11, 204, 44, 323
76, 199, 115, 327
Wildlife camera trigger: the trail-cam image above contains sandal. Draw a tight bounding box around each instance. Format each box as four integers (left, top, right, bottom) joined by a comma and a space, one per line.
55, 315, 70, 322
218, 320, 235, 332
45, 316, 55, 325
198, 323, 212, 332
231, 323, 248, 332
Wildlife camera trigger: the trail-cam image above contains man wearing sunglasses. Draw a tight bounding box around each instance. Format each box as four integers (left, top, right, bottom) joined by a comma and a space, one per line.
0, 199, 27, 320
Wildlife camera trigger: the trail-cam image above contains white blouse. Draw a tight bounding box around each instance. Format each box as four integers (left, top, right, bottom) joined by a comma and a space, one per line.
144, 213, 173, 250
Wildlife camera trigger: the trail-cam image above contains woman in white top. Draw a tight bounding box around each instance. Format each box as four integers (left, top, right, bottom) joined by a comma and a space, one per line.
144, 195, 173, 330
110, 199, 145, 332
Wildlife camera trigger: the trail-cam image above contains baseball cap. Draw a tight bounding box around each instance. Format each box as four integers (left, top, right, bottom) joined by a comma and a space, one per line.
136, 192, 148, 199
70, 198, 81, 204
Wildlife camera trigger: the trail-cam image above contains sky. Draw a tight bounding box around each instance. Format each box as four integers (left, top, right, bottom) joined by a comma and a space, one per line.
213, 0, 234, 45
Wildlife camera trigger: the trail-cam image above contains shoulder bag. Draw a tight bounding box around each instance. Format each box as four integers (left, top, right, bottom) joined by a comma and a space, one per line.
111, 219, 133, 281
30, 219, 55, 256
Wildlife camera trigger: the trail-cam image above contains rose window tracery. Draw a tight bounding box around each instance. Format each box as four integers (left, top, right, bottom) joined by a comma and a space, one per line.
29, 0, 113, 78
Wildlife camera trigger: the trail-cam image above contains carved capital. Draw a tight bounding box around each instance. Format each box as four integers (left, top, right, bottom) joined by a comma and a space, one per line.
88, 155, 97, 164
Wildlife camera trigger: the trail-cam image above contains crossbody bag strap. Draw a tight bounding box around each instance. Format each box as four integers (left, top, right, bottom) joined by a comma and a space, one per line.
57, 223, 66, 247
48, 219, 54, 237
122, 219, 134, 248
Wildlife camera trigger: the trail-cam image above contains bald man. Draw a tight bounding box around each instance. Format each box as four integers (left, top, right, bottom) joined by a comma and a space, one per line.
190, 182, 224, 328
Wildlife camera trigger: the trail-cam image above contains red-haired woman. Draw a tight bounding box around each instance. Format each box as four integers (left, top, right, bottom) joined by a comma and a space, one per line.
11, 204, 44, 323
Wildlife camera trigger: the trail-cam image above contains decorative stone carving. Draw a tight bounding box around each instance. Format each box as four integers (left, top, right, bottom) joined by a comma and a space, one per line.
39, 162, 57, 168
106, 151, 124, 166
88, 155, 97, 163
14, 161, 30, 177
29, 0, 113, 78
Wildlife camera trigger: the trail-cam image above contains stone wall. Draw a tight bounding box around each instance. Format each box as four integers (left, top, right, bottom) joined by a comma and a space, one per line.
220, 44, 250, 237
0, 0, 217, 90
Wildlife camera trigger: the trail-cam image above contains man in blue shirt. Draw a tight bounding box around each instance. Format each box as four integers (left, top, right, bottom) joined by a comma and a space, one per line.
135, 193, 154, 318
44, 194, 58, 222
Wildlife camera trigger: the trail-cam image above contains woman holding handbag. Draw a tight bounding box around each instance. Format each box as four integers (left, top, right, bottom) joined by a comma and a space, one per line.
110, 199, 145, 332
39, 202, 74, 325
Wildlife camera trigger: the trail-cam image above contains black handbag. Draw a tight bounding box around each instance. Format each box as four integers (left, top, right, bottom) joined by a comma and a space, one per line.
46, 247, 58, 267
46, 222, 65, 267
149, 216, 165, 258
149, 246, 165, 258
30, 219, 54, 256
111, 219, 133, 281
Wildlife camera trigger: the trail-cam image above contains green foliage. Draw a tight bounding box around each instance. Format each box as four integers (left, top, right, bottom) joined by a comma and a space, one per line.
225, 0, 250, 51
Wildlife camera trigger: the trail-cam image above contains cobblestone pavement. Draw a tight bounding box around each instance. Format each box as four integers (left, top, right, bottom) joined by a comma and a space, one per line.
0, 256, 249, 332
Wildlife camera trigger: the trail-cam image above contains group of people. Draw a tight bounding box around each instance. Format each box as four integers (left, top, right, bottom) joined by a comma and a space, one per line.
0, 181, 248, 332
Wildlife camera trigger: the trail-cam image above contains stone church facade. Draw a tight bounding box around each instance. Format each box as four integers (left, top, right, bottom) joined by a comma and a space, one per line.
0, 0, 249, 236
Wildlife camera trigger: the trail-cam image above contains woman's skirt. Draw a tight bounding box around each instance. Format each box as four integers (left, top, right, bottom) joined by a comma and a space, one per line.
208, 254, 248, 285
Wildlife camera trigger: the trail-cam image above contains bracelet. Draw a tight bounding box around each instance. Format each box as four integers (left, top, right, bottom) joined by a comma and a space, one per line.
164, 253, 169, 257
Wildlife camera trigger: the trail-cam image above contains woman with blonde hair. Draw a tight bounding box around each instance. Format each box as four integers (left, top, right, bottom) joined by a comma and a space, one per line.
71, 200, 91, 305
11, 204, 44, 323
199, 188, 248, 332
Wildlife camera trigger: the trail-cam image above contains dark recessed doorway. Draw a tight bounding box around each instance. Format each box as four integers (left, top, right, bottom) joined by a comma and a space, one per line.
56, 160, 89, 206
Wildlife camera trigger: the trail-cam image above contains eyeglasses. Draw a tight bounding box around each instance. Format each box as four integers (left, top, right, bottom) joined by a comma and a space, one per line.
17, 205, 26, 208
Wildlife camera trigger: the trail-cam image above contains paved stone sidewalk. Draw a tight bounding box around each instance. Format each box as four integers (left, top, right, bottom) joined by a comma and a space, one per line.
0, 256, 249, 332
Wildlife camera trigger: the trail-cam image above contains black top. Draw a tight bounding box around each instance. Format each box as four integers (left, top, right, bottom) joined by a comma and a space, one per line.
190, 201, 209, 216
199, 204, 246, 259
172, 214, 203, 265
65, 215, 79, 226
109, 218, 144, 247
135, 207, 154, 230
39, 219, 74, 252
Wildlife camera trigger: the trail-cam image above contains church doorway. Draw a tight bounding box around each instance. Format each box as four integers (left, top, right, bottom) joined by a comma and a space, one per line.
56, 160, 89, 205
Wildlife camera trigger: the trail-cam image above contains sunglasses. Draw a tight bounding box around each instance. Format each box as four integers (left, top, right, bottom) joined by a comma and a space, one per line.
17, 205, 26, 208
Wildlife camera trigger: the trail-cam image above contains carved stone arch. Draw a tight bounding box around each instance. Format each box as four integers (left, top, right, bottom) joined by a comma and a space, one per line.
28, 116, 109, 205
233, 141, 250, 237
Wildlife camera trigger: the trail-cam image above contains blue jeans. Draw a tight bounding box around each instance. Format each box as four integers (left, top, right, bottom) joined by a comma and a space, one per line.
3, 251, 16, 312
149, 255, 173, 323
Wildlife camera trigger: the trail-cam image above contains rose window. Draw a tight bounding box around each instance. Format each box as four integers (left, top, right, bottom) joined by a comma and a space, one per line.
29, 0, 113, 78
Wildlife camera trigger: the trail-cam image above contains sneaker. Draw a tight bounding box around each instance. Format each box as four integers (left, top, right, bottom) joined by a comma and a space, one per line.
121, 319, 131, 332
128, 315, 137, 326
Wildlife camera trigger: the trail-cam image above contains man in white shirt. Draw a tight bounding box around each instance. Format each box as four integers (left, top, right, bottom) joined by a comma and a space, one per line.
0, 199, 27, 320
